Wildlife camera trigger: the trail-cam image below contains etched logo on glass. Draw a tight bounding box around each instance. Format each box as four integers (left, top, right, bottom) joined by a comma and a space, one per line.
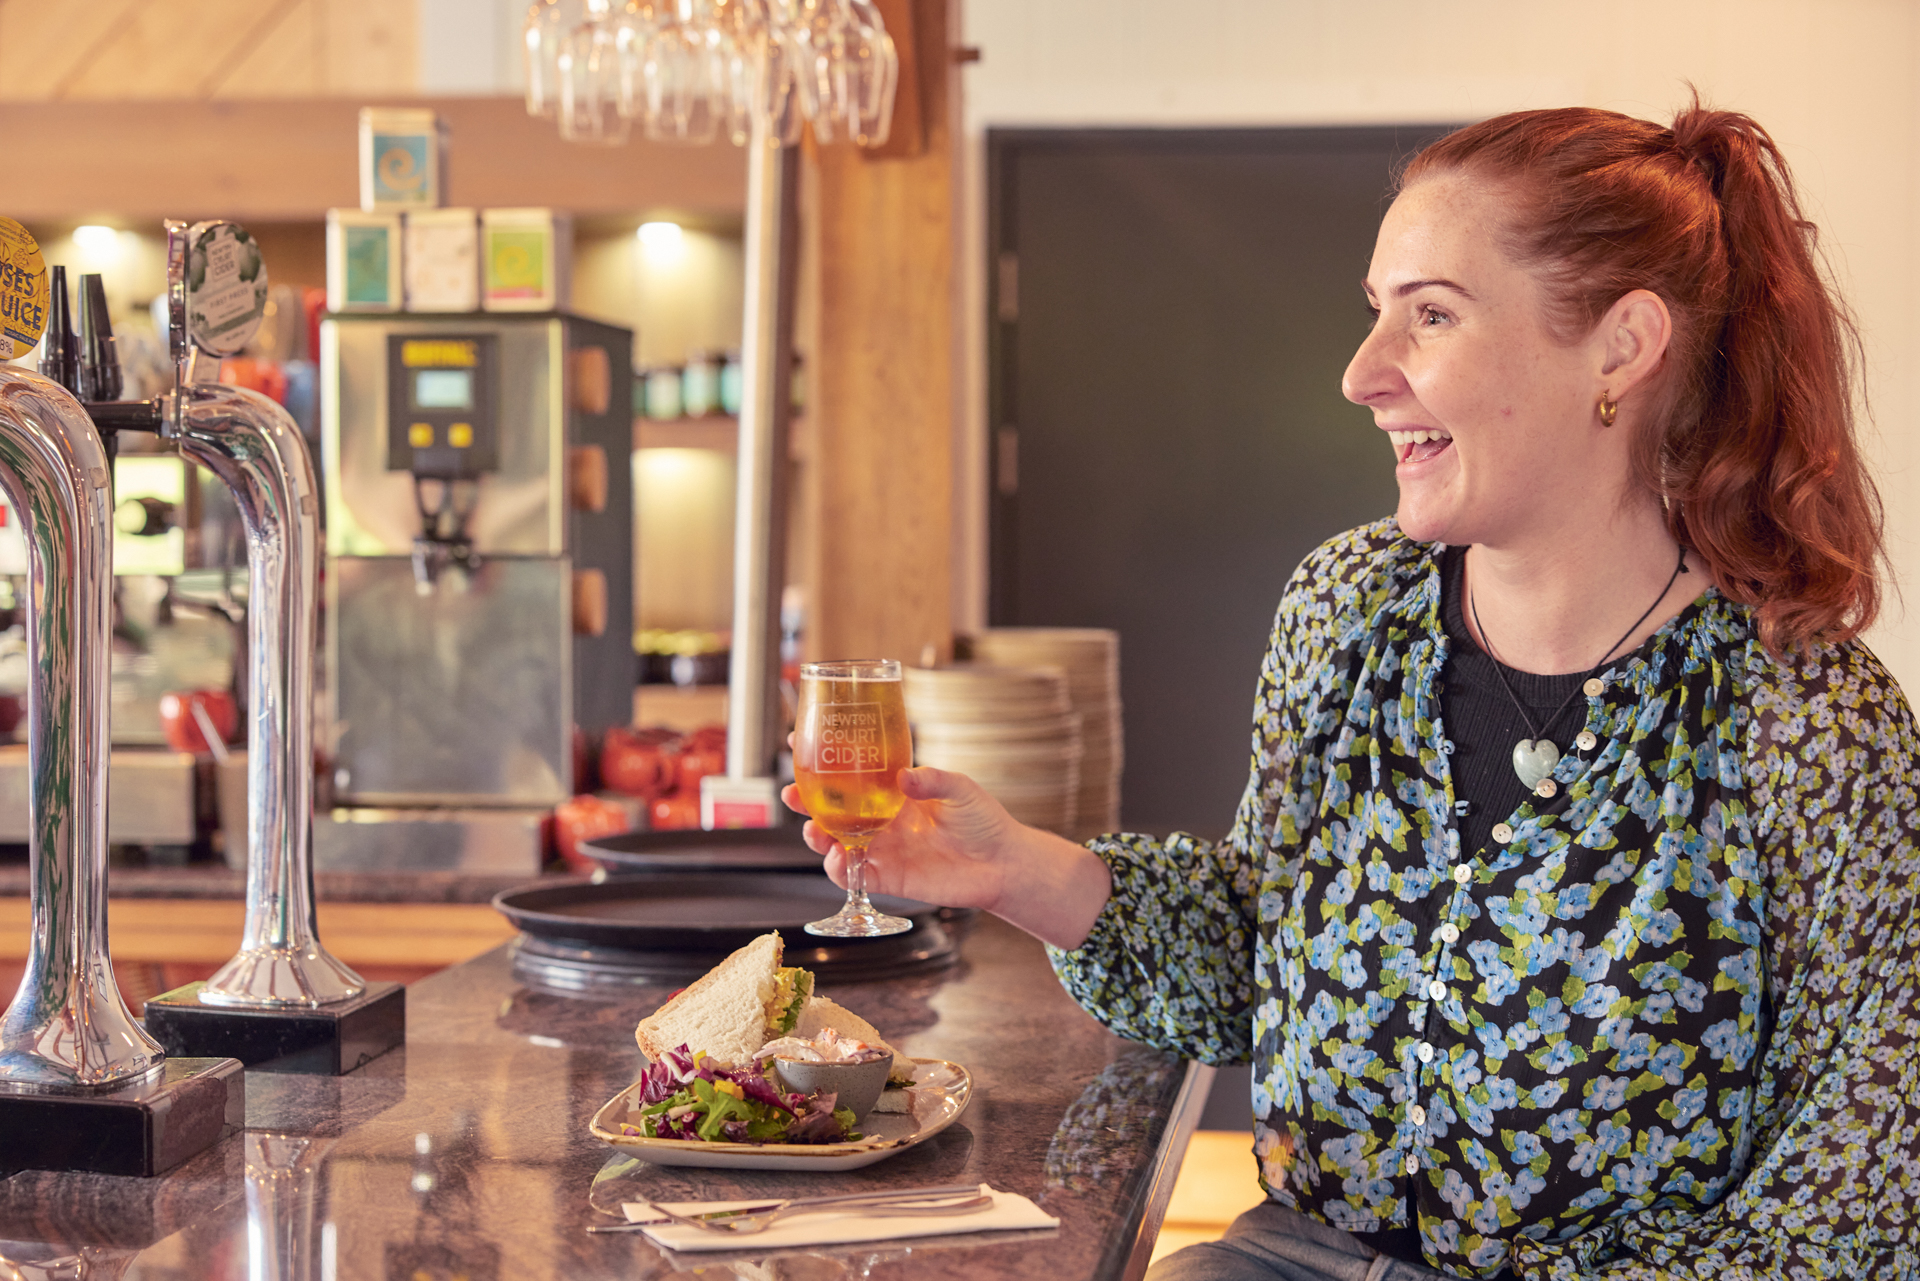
811, 702, 883, 773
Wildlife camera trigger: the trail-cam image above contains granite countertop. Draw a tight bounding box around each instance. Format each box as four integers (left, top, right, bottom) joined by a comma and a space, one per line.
0, 914, 1212, 1280
0, 860, 548, 904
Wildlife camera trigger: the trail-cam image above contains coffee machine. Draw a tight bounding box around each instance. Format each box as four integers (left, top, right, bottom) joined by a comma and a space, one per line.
319, 313, 632, 872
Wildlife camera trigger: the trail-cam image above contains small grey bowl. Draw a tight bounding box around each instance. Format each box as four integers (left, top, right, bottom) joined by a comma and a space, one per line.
771, 1057, 892, 1121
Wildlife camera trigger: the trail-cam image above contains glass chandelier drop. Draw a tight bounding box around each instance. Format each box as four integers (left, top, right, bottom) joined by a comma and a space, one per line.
523, 0, 899, 148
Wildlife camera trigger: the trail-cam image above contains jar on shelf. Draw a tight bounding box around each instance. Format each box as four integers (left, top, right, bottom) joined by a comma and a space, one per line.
682, 351, 722, 417
642, 365, 684, 420
719, 350, 743, 416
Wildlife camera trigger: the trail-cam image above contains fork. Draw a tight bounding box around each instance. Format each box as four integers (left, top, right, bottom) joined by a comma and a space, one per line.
587, 1183, 991, 1235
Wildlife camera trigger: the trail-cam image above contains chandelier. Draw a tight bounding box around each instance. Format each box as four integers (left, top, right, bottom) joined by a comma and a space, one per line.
523, 0, 899, 148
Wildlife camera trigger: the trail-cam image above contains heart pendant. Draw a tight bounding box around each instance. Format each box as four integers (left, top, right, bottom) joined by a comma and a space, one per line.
1512, 739, 1560, 790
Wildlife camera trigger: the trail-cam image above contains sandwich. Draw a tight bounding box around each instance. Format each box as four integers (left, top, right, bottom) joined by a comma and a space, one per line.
633, 932, 815, 1069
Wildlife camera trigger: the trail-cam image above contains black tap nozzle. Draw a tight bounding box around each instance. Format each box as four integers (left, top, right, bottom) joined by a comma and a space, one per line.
77, 274, 122, 403
37, 266, 80, 396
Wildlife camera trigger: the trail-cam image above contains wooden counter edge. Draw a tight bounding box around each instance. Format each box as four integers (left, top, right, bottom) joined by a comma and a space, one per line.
0, 897, 517, 968
1120, 1061, 1217, 1281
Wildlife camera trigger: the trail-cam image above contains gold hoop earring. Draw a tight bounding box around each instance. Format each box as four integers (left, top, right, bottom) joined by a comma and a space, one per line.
1598, 392, 1618, 427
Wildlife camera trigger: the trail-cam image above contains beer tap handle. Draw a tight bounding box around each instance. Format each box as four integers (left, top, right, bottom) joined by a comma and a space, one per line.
74, 273, 163, 468
38, 265, 80, 396
77, 273, 121, 403
164, 219, 190, 432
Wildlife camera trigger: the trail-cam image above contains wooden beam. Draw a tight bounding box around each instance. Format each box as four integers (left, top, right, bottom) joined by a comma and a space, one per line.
804, 0, 958, 666
0, 97, 747, 222
864, 0, 925, 160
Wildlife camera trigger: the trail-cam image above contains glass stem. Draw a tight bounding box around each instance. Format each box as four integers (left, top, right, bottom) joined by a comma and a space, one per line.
843, 843, 875, 912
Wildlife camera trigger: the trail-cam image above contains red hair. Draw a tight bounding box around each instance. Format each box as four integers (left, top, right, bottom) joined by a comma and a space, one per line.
1402, 99, 1883, 654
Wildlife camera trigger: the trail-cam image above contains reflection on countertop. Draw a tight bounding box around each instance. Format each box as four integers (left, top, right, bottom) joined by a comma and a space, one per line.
0, 854, 548, 904
0, 914, 1207, 1281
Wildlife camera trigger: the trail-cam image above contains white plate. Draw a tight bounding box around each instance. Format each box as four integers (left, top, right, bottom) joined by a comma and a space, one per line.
589, 1058, 973, 1171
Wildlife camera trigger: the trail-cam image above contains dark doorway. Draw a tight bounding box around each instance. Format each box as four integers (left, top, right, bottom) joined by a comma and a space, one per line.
988, 126, 1450, 837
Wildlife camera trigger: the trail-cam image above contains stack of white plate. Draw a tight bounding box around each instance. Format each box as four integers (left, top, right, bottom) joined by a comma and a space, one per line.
903, 664, 1083, 836
970, 628, 1122, 839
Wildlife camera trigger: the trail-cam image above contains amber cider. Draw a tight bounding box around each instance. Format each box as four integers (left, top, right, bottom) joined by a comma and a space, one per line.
793, 674, 912, 845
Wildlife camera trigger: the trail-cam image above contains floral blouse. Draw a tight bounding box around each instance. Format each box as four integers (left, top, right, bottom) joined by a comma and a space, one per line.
1049, 519, 1920, 1280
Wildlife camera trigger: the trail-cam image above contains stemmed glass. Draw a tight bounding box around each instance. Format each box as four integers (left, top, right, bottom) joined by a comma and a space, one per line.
793, 659, 913, 937
526, 0, 897, 149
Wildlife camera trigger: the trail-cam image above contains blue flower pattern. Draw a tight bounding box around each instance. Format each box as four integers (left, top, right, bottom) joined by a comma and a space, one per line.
1049, 520, 1920, 1279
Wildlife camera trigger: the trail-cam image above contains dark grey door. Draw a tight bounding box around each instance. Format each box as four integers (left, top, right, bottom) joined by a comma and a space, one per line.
989, 127, 1447, 837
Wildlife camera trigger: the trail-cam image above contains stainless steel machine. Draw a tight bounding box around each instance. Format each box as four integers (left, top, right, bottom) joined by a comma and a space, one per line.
319, 313, 633, 872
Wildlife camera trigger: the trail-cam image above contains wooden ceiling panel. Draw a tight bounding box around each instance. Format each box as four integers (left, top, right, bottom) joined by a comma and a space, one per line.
316, 0, 418, 96
57, 0, 294, 99
0, 0, 149, 101
209, 0, 321, 99
0, 0, 421, 102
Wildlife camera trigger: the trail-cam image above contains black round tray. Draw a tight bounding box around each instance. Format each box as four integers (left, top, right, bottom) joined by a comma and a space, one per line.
491, 872, 958, 987
578, 825, 820, 874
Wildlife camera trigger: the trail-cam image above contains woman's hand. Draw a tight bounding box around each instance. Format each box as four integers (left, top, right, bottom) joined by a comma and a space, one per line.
781, 766, 1113, 950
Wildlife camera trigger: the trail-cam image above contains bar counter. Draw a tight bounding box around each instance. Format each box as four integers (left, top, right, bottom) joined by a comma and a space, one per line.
0, 913, 1214, 1280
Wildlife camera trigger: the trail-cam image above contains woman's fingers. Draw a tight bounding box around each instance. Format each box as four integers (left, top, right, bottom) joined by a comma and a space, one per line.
899, 765, 967, 800
800, 819, 837, 857
780, 782, 808, 815
819, 842, 848, 888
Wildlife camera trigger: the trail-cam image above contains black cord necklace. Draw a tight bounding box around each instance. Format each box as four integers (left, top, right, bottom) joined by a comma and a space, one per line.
1469, 546, 1689, 793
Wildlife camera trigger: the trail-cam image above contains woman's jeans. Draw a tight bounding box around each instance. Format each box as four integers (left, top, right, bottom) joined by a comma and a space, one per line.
1148, 1202, 1462, 1281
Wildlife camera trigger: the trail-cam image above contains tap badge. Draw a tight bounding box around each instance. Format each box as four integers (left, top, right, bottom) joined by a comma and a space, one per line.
0, 217, 48, 362
185, 221, 269, 358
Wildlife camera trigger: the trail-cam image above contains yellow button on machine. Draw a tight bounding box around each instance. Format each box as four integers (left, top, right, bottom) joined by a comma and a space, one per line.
449, 422, 474, 448
408, 422, 434, 448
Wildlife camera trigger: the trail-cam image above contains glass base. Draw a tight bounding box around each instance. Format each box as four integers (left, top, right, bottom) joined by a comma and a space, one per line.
804, 907, 913, 938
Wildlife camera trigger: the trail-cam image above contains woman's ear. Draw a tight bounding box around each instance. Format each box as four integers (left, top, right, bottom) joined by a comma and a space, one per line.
1597, 289, 1673, 397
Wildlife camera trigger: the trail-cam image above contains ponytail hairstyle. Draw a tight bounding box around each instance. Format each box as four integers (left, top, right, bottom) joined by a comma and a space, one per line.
1401, 95, 1883, 655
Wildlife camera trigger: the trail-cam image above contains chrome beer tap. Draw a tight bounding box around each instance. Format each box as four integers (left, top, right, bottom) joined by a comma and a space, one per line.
158, 222, 364, 1007
87, 222, 363, 1009
0, 367, 164, 1091
172, 381, 364, 1006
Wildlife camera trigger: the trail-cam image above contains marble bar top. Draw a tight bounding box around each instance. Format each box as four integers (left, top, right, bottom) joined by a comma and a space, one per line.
0, 913, 1215, 1280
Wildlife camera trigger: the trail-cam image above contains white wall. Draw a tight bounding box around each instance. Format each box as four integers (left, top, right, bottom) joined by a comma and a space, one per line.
418, 0, 527, 95
959, 0, 1920, 692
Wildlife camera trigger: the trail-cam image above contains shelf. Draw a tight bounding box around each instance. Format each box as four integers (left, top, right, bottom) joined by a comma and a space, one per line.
635, 415, 737, 453
633, 684, 729, 732
632, 415, 808, 460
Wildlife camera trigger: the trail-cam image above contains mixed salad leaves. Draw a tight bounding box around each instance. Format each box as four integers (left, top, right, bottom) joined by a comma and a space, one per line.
620, 1044, 858, 1145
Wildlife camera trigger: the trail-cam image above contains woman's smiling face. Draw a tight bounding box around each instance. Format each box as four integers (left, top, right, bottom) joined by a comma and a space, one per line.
1342, 174, 1623, 550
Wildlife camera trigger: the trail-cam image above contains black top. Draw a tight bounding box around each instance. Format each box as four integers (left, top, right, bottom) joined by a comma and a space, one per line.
1438, 545, 1591, 858
1362, 545, 1584, 1274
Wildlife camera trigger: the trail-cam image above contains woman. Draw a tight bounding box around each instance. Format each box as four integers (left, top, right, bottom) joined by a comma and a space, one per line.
787, 102, 1917, 1280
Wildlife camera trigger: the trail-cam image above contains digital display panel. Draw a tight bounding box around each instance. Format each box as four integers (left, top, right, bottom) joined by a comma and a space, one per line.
413, 368, 473, 410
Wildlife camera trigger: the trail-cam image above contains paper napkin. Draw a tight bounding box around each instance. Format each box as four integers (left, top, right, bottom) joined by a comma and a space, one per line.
620, 1183, 1059, 1252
